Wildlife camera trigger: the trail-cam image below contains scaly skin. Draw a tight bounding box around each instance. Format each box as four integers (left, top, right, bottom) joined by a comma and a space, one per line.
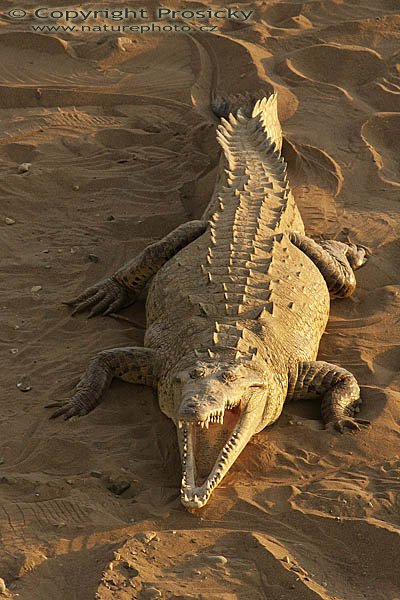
51, 93, 369, 509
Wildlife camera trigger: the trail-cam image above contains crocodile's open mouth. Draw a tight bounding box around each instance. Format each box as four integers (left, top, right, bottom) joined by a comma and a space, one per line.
178, 400, 249, 508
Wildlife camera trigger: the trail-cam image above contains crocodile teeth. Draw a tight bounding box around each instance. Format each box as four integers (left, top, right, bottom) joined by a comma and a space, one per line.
178, 420, 183, 429
194, 411, 228, 427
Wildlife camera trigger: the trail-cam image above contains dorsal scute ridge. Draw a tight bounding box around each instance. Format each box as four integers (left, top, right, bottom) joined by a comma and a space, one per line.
220, 117, 234, 133
229, 113, 238, 127
251, 92, 282, 154
209, 319, 269, 360
217, 112, 282, 182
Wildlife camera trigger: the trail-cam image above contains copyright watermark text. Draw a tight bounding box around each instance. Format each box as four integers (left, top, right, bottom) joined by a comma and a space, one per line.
7, 6, 254, 22
6, 6, 254, 34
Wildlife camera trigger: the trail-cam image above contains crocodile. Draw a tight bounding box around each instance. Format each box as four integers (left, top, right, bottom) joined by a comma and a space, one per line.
47, 92, 370, 509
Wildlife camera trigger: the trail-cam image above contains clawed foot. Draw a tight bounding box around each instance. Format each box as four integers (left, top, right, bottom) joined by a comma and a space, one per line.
64, 277, 135, 318
320, 239, 370, 270
345, 243, 369, 270
45, 389, 98, 420
326, 417, 371, 434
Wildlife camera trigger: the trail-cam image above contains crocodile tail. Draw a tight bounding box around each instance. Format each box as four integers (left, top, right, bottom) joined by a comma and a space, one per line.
212, 91, 282, 154
251, 92, 282, 154
211, 91, 257, 119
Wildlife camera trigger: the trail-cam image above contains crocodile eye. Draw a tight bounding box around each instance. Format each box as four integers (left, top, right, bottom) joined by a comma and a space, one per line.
189, 366, 206, 379
221, 370, 236, 383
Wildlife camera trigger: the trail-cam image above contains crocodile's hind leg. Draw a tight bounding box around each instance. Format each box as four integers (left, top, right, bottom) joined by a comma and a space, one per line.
67, 219, 207, 317
46, 347, 158, 420
288, 360, 370, 433
289, 232, 367, 298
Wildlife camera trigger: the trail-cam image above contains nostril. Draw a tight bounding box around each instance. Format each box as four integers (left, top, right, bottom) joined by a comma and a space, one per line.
179, 398, 201, 416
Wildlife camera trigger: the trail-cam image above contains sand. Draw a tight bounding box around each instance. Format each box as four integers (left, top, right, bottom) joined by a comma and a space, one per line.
0, 1, 400, 599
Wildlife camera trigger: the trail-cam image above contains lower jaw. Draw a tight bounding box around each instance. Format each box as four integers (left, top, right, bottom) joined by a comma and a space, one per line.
180, 425, 242, 509
180, 483, 214, 509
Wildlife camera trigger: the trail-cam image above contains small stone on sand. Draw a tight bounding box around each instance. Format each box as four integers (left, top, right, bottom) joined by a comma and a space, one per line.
135, 532, 157, 544
31, 285, 42, 293
206, 555, 228, 566
5, 217, 15, 225
108, 480, 130, 495
90, 470, 103, 478
18, 163, 31, 174
16, 382, 32, 392
142, 586, 161, 599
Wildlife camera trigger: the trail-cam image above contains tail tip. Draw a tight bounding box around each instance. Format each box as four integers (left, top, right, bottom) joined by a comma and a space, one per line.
211, 89, 275, 120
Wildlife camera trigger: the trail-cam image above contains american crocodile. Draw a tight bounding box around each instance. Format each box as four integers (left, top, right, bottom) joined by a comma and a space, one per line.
48, 92, 369, 509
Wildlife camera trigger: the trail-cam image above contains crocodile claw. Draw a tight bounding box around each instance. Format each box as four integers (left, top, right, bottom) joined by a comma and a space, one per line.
45, 390, 99, 420
65, 277, 135, 318
327, 417, 371, 434
345, 243, 369, 270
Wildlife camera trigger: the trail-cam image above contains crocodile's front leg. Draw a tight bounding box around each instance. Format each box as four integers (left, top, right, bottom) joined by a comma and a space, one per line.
289, 232, 367, 298
287, 361, 370, 433
67, 219, 207, 317
46, 347, 158, 420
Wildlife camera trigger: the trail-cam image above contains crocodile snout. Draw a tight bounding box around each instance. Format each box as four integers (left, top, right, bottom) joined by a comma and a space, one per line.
178, 394, 225, 424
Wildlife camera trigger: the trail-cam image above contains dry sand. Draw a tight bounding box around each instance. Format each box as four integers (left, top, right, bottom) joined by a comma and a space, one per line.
1, 1, 400, 599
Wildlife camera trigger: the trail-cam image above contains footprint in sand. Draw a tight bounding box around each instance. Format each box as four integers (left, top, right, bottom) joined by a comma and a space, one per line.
361, 112, 400, 186
285, 44, 385, 89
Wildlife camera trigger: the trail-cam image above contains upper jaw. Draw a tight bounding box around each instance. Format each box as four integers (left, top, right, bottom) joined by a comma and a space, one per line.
177, 396, 239, 429
177, 393, 240, 429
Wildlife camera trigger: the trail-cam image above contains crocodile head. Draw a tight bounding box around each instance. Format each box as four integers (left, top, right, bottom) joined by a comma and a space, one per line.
173, 356, 269, 509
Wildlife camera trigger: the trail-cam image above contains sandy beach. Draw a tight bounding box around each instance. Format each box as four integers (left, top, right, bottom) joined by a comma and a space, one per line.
0, 1, 400, 598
